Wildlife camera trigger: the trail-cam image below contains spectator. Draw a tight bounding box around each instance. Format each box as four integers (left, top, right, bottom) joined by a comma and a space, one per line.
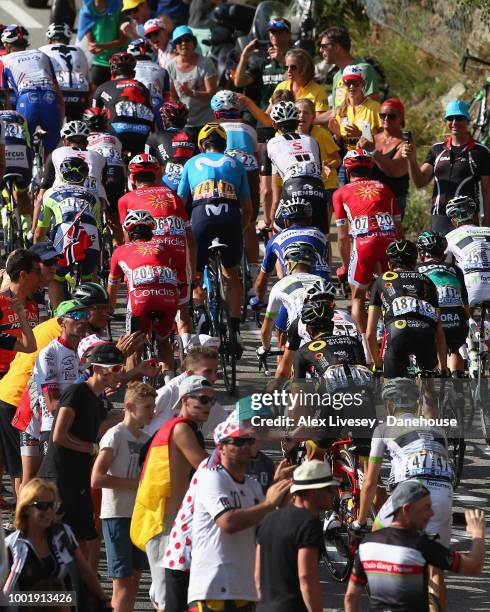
131, 375, 211, 612
256, 460, 339, 611
144, 18, 173, 69
38, 343, 125, 550
344, 481, 486, 611
79, 0, 130, 87
92, 382, 155, 612
121, 0, 152, 40
167, 26, 218, 141
2, 478, 111, 607
186, 416, 291, 612
155, 0, 190, 27
402, 99, 490, 232
272, 49, 328, 116
29, 242, 59, 322
189, 0, 224, 28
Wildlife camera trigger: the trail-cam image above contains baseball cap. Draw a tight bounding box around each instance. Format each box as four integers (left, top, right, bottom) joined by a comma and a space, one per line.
342, 65, 365, 81
290, 460, 340, 493
172, 25, 195, 43
213, 410, 253, 444
78, 334, 106, 361
267, 17, 291, 32
29, 241, 58, 262
144, 18, 165, 36
87, 342, 125, 367
122, 0, 144, 11
178, 374, 213, 400
444, 99, 471, 120
386, 480, 431, 517
185, 334, 220, 351
54, 299, 88, 318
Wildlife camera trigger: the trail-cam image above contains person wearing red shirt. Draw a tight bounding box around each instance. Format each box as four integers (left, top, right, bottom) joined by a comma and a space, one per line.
108, 210, 179, 374
333, 149, 402, 336
118, 153, 196, 348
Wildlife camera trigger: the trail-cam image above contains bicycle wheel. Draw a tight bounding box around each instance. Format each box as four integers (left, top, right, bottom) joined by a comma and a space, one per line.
476, 376, 490, 445
239, 248, 249, 324
440, 386, 465, 487
321, 515, 353, 582
218, 301, 237, 394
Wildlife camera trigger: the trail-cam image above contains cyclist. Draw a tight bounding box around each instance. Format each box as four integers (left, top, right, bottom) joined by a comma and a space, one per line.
366, 239, 448, 378
266, 101, 326, 232
93, 51, 153, 158
39, 23, 90, 121
211, 89, 261, 290
333, 148, 401, 337
145, 99, 197, 189
107, 210, 179, 373
118, 153, 195, 346
445, 195, 490, 306
178, 122, 252, 352
127, 37, 169, 130
417, 230, 469, 373
0, 25, 65, 153
355, 378, 455, 609
34, 157, 102, 308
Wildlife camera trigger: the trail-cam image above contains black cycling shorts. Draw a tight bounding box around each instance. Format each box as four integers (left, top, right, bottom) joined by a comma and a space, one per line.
281, 177, 328, 233
110, 129, 149, 159
383, 320, 438, 378
444, 323, 469, 354
0, 399, 22, 478
64, 91, 90, 122
105, 164, 126, 215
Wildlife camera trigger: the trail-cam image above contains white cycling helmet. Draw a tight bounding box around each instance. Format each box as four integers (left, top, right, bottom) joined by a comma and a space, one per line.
304, 278, 336, 302
123, 209, 156, 232
211, 90, 240, 113
60, 120, 90, 139
46, 23, 71, 41
1, 25, 29, 45
270, 101, 298, 124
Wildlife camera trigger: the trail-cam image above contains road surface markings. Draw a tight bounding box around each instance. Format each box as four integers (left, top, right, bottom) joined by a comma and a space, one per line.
0, 1, 43, 29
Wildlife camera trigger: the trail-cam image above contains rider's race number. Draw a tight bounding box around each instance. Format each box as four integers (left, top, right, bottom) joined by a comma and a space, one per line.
4, 123, 25, 140
57, 71, 88, 90
437, 285, 463, 307
285, 161, 322, 180
375, 212, 395, 232
115, 101, 153, 121
391, 296, 437, 321
154, 216, 185, 236
132, 265, 176, 287
350, 215, 369, 237
193, 179, 237, 202
226, 150, 258, 171
164, 161, 183, 176
463, 247, 490, 272
406, 450, 452, 479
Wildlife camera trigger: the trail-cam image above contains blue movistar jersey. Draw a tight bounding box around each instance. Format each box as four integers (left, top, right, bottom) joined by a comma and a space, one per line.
262, 225, 330, 279
177, 152, 250, 209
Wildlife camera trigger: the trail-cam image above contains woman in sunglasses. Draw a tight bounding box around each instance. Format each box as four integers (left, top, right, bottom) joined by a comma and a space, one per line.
3, 478, 111, 607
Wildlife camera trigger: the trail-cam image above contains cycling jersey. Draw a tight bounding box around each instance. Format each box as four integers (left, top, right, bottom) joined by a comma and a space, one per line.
267, 132, 322, 182
145, 127, 197, 189
0, 110, 31, 189
445, 223, 490, 305
294, 332, 366, 379
333, 179, 400, 287
287, 308, 362, 352
86, 132, 124, 167
33, 337, 83, 433
425, 137, 490, 216
134, 60, 169, 129
41, 146, 107, 200
0, 294, 39, 374
221, 121, 258, 172
118, 186, 190, 302
262, 225, 330, 279
265, 273, 324, 327
109, 239, 179, 337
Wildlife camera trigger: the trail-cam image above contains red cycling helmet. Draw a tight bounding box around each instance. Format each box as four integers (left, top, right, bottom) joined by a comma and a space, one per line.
109, 52, 136, 73
83, 107, 107, 132
128, 153, 160, 177
343, 148, 375, 170
160, 100, 189, 124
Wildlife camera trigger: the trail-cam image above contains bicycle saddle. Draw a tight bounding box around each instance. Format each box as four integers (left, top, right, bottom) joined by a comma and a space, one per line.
208, 237, 228, 251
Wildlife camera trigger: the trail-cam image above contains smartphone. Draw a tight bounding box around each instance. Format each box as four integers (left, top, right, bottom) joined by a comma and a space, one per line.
402, 130, 412, 142
361, 120, 372, 141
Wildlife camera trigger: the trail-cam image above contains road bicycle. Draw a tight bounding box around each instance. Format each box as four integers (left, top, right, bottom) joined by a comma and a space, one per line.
140, 313, 185, 387
0, 173, 26, 256
461, 48, 490, 145
99, 211, 114, 289
203, 238, 237, 394
256, 346, 284, 376
239, 248, 252, 323
29, 128, 46, 203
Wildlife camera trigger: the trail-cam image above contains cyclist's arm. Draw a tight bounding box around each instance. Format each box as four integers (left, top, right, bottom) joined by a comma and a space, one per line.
337, 223, 350, 270
260, 317, 275, 351
298, 547, 323, 612
366, 305, 382, 369
358, 454, 382, 525
185, 227, 197, 280
107, 277, 120, 312
482, 175, 490, 225
33, 200, 52, 243
270, 175, 281, 223
241, 196, 252, 228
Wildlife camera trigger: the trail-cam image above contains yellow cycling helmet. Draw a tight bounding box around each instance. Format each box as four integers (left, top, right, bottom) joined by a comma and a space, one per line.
197, 122, 227, 148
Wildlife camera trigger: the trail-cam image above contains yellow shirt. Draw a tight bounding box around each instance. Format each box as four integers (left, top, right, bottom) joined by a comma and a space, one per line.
310, 125, 339, 190
336, 98, 382, 151
272, 80, 329, 112
0, 317, 61, 407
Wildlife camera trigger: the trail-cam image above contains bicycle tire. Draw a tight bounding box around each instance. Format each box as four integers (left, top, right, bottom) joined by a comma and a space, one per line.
476, 377, 490, 445
239, 248, 249, 324
440, 384, 465, 487
218, 301, 237, 395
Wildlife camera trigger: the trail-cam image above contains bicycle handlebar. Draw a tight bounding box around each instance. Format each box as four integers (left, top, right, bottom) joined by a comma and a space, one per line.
257, 347, 284, 376
461, 48, 490, 72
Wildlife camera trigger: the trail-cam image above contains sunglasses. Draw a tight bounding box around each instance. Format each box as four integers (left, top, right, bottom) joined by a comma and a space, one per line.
64, 309, 90, 321
286, 64, 298, 71
176, 35, 194, 44
43, 258, 58, 267
380, 112, 397, 120
268, 19, 289, 30
98, 364, 124, 373
343, 80, 362, 86
30, 501, 56, 511
446, 115, 466, 122
320, 42, 333, 50
223, 437, 256, 447
187, 394, 216, 406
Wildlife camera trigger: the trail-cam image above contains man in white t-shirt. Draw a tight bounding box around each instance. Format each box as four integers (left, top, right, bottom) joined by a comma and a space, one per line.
187, 413, 291, 610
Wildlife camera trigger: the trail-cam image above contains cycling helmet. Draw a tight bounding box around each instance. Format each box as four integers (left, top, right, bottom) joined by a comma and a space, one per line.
304, 278, 336, 303
445, 195, 477, 222
123, 209, 156, 232
283, 242, 317, 265
46, 23, 71, 41
109, 52, 136, 73
1, 25, 28, 45
73, 282, 109, 305
128, 153, 160, 177
343, 148, 375, 170
197, 122, 227, 148
416, 231, 448, 257
82, 107, 107, 132
381, 378, 419, 409
211, 90, 240, 114
60, 157, 89, 184
280, 196, 312, 221
386, 239, 418, 266
160, 100, 188, 125
270, 101, 298, 124
54, 299, 88, 318
127, 37, 153, 58
60, 120, 90, 140
301, 300, 334, 327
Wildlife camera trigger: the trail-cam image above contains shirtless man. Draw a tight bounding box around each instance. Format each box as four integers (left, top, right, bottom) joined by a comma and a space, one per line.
131, 375, 211, 612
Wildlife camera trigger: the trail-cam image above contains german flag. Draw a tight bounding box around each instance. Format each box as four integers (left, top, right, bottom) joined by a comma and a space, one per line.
130, 416, 192, 551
